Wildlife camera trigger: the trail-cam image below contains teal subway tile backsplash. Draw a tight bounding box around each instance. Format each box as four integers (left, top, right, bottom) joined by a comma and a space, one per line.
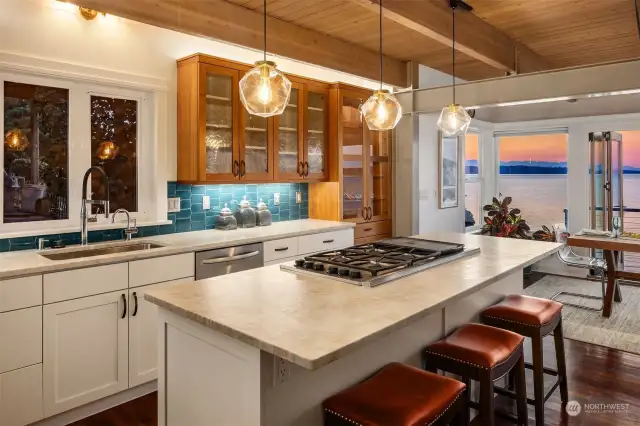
0, 182, 309, 252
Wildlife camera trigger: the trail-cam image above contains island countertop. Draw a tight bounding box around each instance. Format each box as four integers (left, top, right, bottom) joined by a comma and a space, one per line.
145, 232, 561, 370
0, 219, 354, 279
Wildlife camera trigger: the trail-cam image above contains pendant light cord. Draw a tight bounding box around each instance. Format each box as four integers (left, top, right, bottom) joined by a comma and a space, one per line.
451, 4, 456, 104
263, 0, 267, 62
379, 0, 383, 91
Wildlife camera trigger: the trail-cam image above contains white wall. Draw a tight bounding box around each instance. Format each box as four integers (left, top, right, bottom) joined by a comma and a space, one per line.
1, 0, 386, 181
417, 114, 465, 233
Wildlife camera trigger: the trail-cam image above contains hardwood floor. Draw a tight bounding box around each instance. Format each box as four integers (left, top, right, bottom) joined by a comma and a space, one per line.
71, 337, 640, 426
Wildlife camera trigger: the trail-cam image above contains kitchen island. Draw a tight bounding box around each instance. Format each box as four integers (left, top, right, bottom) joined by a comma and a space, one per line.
145, 232, 560, 426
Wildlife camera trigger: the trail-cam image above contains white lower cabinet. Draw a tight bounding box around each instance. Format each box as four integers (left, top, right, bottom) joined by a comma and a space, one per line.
43, 290, 129, 417
129, 277, 194, 387
0, 364, 43, 426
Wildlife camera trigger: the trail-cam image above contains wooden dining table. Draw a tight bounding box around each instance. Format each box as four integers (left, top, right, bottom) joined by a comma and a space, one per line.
567, 235, 640, 317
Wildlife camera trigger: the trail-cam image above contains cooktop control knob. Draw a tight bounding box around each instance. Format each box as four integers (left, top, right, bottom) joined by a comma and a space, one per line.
327, 266, 339, 274
304, 261, 315, 269
338, 268, 350, 276
313, 262, 325, 271
294, 259, 305, 267
349, 270, 362, 279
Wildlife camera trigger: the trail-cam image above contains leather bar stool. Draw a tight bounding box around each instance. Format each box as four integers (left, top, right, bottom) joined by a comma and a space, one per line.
423, 323, 528, 426
323, 362, 469, 426
481, 295, 568, 426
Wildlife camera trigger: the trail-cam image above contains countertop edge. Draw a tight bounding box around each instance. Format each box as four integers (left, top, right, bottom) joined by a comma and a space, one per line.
0, 221, 356, 280
145, 241, 561, 370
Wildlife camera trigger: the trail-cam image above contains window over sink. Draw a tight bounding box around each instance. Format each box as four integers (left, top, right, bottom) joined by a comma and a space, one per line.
3, 81, 70, 223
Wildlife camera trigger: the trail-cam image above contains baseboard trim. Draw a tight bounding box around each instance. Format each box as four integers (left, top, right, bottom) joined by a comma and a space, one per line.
32, 381, 157, 426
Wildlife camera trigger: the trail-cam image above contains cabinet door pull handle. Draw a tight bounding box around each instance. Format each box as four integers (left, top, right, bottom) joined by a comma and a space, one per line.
323, 239, 334, 244
364, 227, 373, 232
233, 160, 239, 177
240, 160, 246, 177
367, 206, 373, 221
304, 161, 309, 177
121, 293, 127, 319
132, 292, 139, 317
361, 207, 366, 219
298, 161, 303, 177
274, 247, 289, 252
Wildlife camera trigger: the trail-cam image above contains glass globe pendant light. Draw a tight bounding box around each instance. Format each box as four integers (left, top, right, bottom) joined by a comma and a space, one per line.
437, 0, 472, 136
239, 0, 292, 117
4, 129, 28, 151
361, 0, 402, 131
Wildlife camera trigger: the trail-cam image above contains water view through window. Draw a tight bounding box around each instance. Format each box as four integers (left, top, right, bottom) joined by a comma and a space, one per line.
497, 133, 568, 229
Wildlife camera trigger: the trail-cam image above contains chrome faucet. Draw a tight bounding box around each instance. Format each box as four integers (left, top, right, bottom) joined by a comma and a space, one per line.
81, 167, 110, 246
112, 208, 137, 241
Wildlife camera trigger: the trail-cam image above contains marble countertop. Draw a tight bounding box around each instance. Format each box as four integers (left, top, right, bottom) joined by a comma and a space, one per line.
0, 219, 354, 279
145, 232, 561, 370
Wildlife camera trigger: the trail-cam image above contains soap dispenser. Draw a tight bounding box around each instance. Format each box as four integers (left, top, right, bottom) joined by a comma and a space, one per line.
255, 198, 272, 226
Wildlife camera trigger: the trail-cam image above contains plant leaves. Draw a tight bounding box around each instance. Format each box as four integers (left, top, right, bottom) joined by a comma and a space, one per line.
488, 210, 497, 216
502, 196, 512, 207
510, 208, 521, 215
484, 217, 492, 224
483, 204, 494, 211
492, 197, 500, 205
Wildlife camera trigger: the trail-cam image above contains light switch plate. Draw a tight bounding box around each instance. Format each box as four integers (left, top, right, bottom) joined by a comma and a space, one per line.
274, 192, 280, 205
168, 197, 181, 213
296, 191, 302, 204
202, 195, 211, 210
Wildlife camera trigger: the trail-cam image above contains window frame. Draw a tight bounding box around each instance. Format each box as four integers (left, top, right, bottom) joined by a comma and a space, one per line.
0, 69, 156, 234
464, 132, 482, 232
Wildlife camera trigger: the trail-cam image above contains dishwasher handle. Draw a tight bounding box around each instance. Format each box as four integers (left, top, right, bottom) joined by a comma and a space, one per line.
201, 250, 261, 264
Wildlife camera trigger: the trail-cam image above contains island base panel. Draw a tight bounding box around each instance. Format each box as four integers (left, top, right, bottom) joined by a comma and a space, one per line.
156, 270, 523, 426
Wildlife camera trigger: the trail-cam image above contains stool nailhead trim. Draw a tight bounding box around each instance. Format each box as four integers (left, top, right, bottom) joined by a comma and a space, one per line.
424, 351, 489, 370
324, 408, 362, 426
325, 389, 466, 426
426, 390, 464, 426
482, 313, 559, 329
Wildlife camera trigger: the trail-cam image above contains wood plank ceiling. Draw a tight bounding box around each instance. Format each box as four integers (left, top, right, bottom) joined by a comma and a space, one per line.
72, 0, 640, 85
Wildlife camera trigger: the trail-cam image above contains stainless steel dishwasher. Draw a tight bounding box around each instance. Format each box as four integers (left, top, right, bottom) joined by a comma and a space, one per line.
195, 243, 264, 280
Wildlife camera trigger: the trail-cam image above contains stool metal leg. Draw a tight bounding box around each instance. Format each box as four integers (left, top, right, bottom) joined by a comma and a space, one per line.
480, 370, 495, 426
531, 331, 545, 426
514, 354, 528, 426
553, 319, 569, 404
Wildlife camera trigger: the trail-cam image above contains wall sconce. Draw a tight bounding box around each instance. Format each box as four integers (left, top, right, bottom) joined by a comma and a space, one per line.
79, 7, 105, 20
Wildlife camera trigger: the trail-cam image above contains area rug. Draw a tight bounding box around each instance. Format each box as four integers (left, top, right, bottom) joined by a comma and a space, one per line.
524, 275, 640, 355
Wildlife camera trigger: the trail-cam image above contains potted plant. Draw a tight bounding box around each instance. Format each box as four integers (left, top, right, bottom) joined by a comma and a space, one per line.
480, 196, 531, 239
532, 225, 556, 242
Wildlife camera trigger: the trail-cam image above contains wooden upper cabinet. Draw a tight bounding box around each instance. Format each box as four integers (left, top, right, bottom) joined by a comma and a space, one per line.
273, 82, 304, 181
365, 127, 392, 222
177, 54, 330, 184
304, 85, 330, 181
338, 88, 367, 223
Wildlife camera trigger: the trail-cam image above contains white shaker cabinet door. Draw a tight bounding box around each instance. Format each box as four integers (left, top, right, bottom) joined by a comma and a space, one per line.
43, 291, 129, 417
129, 277, 194, 387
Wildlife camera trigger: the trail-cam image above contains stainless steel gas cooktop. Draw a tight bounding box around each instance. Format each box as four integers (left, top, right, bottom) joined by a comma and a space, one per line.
280, 237, 480, 287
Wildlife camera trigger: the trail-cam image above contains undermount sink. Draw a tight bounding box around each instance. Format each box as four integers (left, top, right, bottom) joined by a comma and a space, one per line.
40, 242, 165, 261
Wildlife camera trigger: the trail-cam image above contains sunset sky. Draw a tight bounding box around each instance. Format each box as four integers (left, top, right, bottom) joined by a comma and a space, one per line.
465, 131, 640, 167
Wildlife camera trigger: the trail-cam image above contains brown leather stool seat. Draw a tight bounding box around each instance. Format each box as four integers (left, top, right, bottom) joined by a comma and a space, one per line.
482, 294, 562, 327
323, 362, 468, 426
425, 323, 524, 369
423, 324, 528, 425
481, 295, 568, 426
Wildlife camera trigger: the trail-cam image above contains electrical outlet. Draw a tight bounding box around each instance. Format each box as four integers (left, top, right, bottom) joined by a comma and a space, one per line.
274, 192, 280, 205
274, 356, 290, 385
202, 195, 211, 210
296, 191, 302, 204
167, 197, 181, 213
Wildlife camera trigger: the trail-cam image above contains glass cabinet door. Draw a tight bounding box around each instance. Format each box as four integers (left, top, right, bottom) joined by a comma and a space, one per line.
201, 65, 239, 181
274, 84, 304, 180
305, 88, 328, 180
239, 107, 272, 180
366, 128, 392, 221
341, 93, 366, 222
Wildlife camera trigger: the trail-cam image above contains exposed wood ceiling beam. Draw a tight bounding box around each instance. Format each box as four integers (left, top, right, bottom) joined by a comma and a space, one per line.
70, 0, 408, 87
346, 0, 552, 75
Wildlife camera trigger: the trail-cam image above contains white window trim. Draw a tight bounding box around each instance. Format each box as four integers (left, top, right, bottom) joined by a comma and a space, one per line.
0, 54, 168, 236
464, 132, 482, 233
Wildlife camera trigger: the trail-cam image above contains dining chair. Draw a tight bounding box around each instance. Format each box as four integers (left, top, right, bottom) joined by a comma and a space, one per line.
551, 224, 608, 312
